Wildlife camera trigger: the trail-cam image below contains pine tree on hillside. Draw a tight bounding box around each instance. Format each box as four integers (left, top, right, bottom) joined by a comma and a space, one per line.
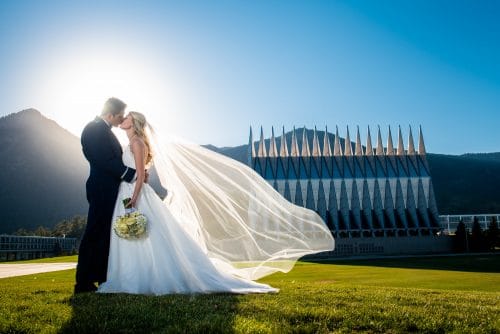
470, 217, 485, 252
486, 216, 499, 251
33, 226, 51, 237
51, 215, 87, 241
454, 220, 468, 252
13, 228, 30, 236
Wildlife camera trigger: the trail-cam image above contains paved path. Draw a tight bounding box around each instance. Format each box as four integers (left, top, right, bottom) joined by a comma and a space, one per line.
0, 263, 77, 279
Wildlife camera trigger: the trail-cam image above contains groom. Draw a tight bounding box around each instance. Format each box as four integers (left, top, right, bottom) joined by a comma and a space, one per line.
75, 97, 137, 294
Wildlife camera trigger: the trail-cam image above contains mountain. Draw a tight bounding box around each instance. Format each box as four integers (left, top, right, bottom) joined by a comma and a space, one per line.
427, 153, 500, 214
460, 152, 500, 163
0, 109, 88, 233
203, 144, 250, 165
0, 111, 499, 234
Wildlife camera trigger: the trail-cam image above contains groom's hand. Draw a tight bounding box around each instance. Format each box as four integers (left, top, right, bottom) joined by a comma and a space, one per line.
144, 170, 150, 183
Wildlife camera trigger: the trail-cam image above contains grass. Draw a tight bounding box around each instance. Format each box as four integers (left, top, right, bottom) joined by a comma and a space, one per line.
0, 255, 498, 333
5, 255, 78, 264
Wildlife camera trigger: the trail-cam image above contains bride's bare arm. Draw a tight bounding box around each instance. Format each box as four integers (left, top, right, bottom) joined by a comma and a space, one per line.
129, 139, 147, 207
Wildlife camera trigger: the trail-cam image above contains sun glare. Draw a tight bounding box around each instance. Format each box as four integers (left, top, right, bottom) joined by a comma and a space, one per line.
35, 51, 174, 143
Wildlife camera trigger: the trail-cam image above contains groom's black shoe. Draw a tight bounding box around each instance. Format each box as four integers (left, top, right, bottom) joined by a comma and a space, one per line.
74, 283, 98, 294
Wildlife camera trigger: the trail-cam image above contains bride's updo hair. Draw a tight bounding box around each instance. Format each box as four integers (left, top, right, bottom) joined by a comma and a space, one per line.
128, 111, 153, 166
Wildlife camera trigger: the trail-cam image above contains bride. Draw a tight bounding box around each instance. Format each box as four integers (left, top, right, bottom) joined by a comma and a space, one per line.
98, 111, 334, 295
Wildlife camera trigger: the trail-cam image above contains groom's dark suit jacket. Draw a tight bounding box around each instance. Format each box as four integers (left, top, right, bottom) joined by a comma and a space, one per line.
76, 117, 136, 285
82, 117, 136, 196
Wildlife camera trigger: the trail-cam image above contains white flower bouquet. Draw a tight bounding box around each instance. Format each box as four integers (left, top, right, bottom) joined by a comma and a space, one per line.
113, 198, 148, 239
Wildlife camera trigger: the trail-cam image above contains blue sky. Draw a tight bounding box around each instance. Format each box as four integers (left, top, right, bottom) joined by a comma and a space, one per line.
0, 0, 498, 154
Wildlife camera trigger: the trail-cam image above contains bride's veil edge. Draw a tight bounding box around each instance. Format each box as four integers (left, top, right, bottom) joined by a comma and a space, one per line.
145, 124, 335, 280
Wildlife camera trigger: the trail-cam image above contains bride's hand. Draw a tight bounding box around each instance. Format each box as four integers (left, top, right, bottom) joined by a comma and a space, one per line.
127, 197, 138, 208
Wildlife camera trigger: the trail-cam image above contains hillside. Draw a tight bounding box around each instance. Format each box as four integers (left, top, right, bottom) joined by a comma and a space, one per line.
0, 110, 88, 233
428, 153, 500, 214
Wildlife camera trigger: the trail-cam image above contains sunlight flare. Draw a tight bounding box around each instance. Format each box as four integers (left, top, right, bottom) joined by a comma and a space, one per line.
35, 51, 175, 141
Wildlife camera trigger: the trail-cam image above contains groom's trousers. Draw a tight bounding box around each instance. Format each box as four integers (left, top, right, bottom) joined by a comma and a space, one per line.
75, 184, 119, 288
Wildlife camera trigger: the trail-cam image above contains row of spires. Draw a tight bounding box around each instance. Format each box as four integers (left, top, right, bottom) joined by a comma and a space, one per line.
249, 125, 427, 158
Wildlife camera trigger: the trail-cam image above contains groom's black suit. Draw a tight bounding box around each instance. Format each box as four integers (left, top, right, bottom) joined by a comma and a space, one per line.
75, 117, 136, 292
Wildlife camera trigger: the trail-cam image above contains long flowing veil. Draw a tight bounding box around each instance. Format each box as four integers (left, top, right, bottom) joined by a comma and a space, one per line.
146, 125, 335, 280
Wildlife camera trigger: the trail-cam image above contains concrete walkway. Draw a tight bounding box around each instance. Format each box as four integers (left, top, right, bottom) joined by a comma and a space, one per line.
0, 263, 77, 279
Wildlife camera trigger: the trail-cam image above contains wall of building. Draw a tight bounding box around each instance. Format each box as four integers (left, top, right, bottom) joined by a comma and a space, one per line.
0, 235, 77, 261
309, 235, 453, 258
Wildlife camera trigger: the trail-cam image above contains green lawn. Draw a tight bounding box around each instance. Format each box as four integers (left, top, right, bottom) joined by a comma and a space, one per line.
0, 255, 498, 333
5, 255, 78, 264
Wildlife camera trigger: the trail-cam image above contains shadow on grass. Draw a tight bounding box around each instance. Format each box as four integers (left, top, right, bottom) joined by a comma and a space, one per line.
60, 292, 240, 333
304, 254, 500, 273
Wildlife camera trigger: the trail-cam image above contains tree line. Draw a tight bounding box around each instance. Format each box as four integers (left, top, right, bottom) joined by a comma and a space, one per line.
13, 215, 87, 243
453, 216, 499, 252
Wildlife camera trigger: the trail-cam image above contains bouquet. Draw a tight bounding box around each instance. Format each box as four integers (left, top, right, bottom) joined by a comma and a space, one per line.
113, 198, 148, 239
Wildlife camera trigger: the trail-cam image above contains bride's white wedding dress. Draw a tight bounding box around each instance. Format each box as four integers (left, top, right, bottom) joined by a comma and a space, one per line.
98, 146, 277, 294
98, 128, 334, 295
